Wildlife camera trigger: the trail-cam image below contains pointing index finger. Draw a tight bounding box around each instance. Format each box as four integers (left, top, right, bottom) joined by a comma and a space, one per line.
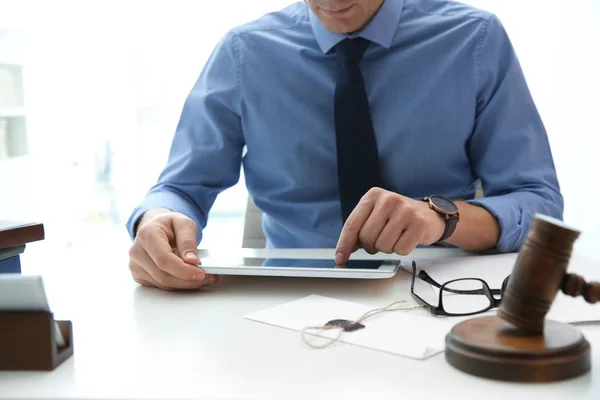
335, 199, 375, 264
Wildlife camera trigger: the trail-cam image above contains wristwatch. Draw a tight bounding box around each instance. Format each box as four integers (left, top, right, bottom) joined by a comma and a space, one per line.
422, 195, 460, 243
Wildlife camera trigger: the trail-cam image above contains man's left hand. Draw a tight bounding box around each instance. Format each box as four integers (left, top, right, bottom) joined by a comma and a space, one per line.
335, 188, 445, 264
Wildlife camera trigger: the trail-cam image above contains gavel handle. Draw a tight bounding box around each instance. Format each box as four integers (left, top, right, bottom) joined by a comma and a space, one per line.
561, 273, 600, 304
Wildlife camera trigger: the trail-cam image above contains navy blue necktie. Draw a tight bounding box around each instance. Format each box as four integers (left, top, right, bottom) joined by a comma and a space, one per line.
334, 38, 384, 222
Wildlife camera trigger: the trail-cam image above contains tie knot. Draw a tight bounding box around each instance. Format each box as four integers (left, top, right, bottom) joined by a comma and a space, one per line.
335, 38, 370, 66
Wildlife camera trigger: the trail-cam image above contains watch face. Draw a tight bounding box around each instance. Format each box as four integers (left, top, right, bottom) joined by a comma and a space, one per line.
430, 195, 458, 214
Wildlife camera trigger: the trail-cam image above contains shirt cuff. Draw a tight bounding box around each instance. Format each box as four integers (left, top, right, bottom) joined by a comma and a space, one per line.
466, 196, 527, 253
125, 190, 204, 243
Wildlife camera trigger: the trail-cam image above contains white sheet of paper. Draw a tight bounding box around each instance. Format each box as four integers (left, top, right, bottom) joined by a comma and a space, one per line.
245, 294, 454, 360
410, 253, 600, 324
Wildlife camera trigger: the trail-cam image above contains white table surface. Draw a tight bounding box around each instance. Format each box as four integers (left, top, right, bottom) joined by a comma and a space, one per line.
1, 244, 599, 400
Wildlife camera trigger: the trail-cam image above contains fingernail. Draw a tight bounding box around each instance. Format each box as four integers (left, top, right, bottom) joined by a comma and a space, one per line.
335, 252, 344, 264
206, 276, 216, 285
194, 272, 204, 281
185, 252, 197, 260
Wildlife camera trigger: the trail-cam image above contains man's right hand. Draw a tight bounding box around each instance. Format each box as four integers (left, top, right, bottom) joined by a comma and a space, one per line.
128, 210, 218, 290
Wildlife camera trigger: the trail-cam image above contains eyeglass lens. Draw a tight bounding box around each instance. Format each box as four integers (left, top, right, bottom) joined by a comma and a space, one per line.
440, 279, 493, 315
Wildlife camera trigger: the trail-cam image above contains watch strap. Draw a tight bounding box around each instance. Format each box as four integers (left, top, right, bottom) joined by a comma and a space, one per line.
439, 213, 459, 242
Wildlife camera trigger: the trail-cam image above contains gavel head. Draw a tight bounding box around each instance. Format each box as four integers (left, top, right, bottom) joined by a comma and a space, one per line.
498, 214, 580, 333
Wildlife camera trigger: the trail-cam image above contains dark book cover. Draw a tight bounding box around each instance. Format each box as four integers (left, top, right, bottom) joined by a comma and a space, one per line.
0, 221, 44, 250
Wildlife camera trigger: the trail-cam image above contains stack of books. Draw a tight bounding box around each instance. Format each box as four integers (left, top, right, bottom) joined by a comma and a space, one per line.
0, 221, 44, 273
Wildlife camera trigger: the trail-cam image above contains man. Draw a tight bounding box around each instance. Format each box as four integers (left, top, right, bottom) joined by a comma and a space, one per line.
126, 0, 563, 291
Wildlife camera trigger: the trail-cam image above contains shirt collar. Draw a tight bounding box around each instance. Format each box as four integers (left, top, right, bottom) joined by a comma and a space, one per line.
309, 0, 404, 54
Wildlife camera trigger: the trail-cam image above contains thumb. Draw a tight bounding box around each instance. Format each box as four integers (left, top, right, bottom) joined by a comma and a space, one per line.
171, 215, 199, 264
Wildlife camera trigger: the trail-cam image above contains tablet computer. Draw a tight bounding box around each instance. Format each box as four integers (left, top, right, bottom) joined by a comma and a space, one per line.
198, 257, 401, 279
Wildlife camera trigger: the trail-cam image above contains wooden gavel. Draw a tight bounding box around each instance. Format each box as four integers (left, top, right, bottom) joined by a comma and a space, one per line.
446, 214, 598, 382
562, 273, 600, 302
499, 214, 600, 333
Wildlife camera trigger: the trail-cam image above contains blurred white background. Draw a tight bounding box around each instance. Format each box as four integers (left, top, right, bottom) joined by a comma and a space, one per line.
0, 0, 598, 255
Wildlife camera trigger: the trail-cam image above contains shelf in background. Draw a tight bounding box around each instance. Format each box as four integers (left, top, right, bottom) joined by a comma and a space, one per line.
0, 63, 24, 110
0, 107, 25, 118
0, 115, 27, 159
0, 29, 28, 162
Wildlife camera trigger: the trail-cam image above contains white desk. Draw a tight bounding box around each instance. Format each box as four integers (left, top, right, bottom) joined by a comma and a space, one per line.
1, 245, 599, 400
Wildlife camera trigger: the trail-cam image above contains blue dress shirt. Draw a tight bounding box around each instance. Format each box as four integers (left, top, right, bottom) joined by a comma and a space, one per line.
127, 0, 563, 253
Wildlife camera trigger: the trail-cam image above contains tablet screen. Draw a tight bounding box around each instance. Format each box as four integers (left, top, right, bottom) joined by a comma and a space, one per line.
200, 257, 385, 269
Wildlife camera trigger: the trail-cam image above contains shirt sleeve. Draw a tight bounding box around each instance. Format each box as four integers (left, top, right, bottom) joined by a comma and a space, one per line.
126, 31, 245, 243
466, 15, 564, 253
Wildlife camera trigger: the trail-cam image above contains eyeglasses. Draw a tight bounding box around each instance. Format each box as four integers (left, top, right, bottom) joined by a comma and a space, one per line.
409, 261, 510, 317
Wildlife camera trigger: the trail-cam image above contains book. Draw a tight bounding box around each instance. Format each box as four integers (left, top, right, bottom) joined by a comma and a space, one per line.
0, 245, 25, 273
0, 244, 25, 261
0, 221, 44, 274
0, 255, 21, 273
0, 221, 44, 250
